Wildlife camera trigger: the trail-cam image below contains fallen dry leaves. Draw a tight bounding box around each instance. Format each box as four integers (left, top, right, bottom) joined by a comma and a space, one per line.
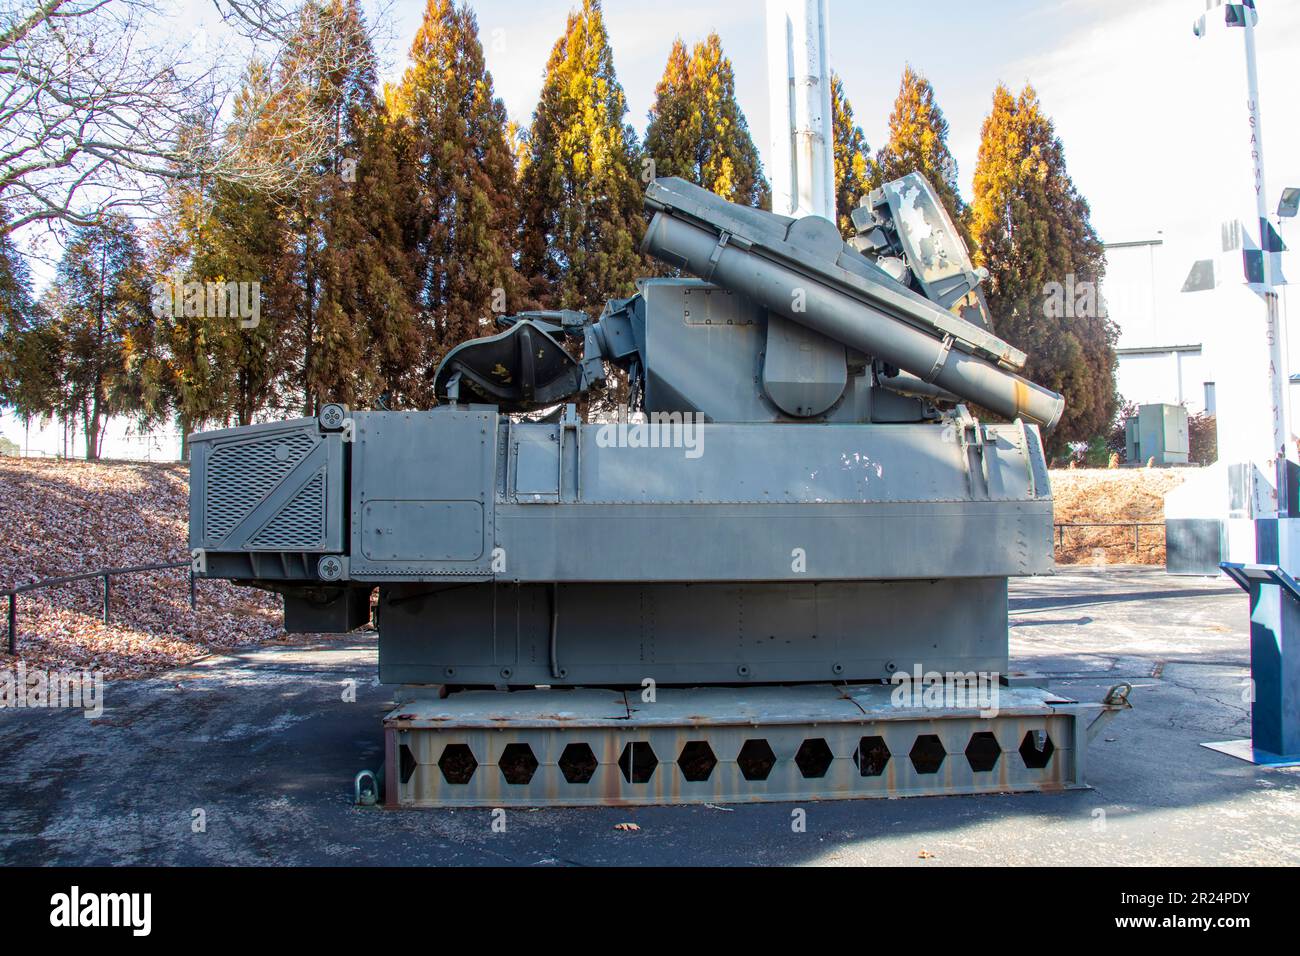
1049, 467, 1191, 566
0, 457, 323, 679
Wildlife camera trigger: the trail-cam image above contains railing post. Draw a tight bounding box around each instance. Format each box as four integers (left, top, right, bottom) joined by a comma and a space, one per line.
6, 594, 14, 655
1134, 524, 1140, 559
189, 568, 196, 610
102, 573, 110, 625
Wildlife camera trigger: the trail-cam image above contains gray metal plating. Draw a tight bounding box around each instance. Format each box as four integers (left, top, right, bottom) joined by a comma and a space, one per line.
185, 172, 1123, 807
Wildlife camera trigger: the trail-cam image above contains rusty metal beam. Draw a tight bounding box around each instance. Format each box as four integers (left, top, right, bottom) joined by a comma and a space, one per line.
381, 684, 1115, 808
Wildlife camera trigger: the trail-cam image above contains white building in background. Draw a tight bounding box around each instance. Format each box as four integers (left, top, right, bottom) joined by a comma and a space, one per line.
1103, 237, 1214, 416
1102, 233, 1300, 430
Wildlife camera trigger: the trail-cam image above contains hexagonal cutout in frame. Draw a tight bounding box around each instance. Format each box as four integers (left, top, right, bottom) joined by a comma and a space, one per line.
558, 742, 598, 784
618, 741, 659, 783
853, 735, 891, 777
438, 743, 478, 785
399, 743, 417, 784
677, 741, 718, 782
737, 738, 777, 781
498, 742, 539, 785
794, 738, 834, 778
909, 734, 946, 774
964, 731, 1001, 773
1019, 730, 1056, 769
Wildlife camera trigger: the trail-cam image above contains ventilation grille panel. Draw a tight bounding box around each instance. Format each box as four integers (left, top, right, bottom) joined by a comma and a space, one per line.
204, 432, 315, 542
249, 471, 327, 550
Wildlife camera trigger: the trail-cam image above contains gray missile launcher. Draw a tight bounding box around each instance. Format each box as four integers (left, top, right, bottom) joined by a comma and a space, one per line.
188, 175, 1129, 805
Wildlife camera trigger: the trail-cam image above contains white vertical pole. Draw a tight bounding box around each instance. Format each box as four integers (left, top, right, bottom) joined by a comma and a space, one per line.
766, 0, 835, 222
1242, 11, 1290, 507
1236, 7, 1299, 761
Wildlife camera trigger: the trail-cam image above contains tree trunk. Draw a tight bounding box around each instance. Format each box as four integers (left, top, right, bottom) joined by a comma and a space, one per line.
302, 206, 317, 419
86, 389, 105, 460
239, 369, 252, 427
88, 234, 108, 462
85, 409, 99, 460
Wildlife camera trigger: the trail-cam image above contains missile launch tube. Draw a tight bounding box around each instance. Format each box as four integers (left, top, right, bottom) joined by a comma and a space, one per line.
643, 212, 1065, 430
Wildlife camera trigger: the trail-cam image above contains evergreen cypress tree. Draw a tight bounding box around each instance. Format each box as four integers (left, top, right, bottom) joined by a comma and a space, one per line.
275, 0, 379, 416
394, 0, 524, 378
149, 1, 426, 432
4, 312, 61, 429
145, 117, 236, 449
644, 33, 768, 207
0, 210, 63, 431
644, 39, 694, 185
518, 0, 646, 315
332, 95, 426, 408
971, 84, 1117, 455
830, 72, 870, 239
46, 215, 152, 458
0, 210, 36, 405
207, 176, 296, 427
869, 66, 967, 238
192, 61, 298, 428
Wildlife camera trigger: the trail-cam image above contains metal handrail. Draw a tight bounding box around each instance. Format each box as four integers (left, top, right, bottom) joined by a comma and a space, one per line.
3, 560, 194, 655
1054, 521, 1165, 558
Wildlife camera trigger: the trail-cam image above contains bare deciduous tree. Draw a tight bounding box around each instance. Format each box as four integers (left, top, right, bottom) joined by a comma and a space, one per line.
0, 0, 374, 239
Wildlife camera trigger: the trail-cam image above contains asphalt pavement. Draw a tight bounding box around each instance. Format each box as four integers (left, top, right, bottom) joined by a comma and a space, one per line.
1, 566, 1295, 866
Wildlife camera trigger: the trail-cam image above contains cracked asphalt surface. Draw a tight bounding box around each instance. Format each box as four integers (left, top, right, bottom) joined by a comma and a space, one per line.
1, 565, 1297, 866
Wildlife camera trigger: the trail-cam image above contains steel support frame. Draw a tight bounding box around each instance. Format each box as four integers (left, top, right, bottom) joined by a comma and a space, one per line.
381, 685, 1105, 808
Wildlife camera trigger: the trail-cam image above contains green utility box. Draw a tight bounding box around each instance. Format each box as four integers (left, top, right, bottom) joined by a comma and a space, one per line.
1125, 403, 1189, 465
